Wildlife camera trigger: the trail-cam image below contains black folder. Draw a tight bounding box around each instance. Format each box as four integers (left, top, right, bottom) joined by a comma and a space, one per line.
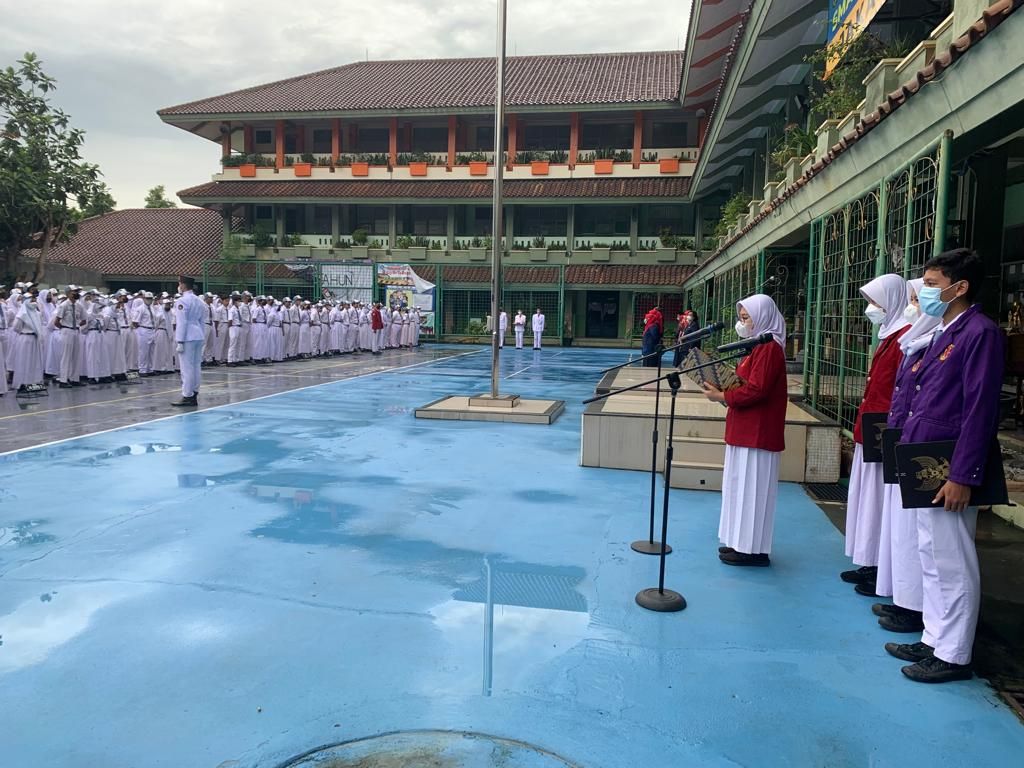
881, 428, 902, 485
894, 440, 1008, 508
860, 412, 888, 463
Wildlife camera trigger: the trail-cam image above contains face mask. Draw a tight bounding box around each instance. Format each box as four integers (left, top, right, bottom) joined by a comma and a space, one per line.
903, 304, 920, 322
919, 282, 961, 318
864, 305, 886, 325
735, 320, 753, 339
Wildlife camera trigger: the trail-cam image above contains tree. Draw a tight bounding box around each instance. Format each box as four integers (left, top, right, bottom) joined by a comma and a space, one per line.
144, 185, 177, 208
0, 52, 106, 283
80, 182, 116, 218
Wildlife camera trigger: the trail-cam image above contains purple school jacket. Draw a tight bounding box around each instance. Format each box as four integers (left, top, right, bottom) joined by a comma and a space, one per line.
887, 346, 928, 430
899, 305, 1005, 487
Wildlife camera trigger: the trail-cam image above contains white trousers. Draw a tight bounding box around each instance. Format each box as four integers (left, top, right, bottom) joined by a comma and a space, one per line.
203, 325, 214, 362
719, 445, 780, 555
881, 483, 923, 611
59, 327, 80, 382
135, 328, 155, 374
845, 445, 884, 566
179, 340, 204, 397
515, 328, 524, 348
498, 329, 505, 348
533, 331, 542, 349
372, 328, 382, 353
916, 506, 980, 665
228, 326, 243, 363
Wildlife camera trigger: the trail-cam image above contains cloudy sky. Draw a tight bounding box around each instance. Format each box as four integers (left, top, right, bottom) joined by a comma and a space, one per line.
1, 0, 691, 209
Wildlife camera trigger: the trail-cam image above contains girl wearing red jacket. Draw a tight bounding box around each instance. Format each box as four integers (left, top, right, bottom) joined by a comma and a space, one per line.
841, 274, 912, 595
702, 294, 788, 567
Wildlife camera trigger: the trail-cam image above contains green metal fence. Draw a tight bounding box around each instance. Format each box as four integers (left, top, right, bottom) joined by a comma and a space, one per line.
806, 132, 951, 433
201, 259, 376, 304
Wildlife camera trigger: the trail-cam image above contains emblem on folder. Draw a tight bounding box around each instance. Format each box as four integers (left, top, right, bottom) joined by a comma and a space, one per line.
912, 455, 951, 492
939, 343, 955, 362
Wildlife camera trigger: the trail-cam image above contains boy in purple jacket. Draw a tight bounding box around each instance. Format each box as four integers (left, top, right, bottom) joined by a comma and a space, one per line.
885, 249, 1004, 683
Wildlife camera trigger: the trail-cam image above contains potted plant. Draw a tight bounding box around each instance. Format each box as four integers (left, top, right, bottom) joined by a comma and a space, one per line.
594, 148, 615, 174
529, 235, 548, 261
549, 150, 568, 165
351, 153, 370, 177
659, 154, 680, 174
591, 241, 611, 261
466, 151, 489, 176
393, 233, 415, 258
468, 235, 488, 261
351, 228, 370, 259
656, 228, 679, 261
293, 152, 315, 177
408, 236, 429, 260
529, 151, 549, 176
406, 152, 432, 177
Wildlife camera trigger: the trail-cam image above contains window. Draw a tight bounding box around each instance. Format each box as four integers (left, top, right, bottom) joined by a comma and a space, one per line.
455, 206, 494, 237
352, 205, 390, 235
312, 129, 333, 154
516, 206, 568, 238
285, 134, 297, 154
357, 128, 389, 153
651, 120, 688, 148
255, 205, 273, 220
475, 126, 495, 151
522, 124, 570, 151
398, 206, 447, 237
576, 206, 631, 237
312, 206, 333, 235
580, 122, 633, 150
412, 126, 447, 152
254, 129, 273, 146
639, 204, 694, 236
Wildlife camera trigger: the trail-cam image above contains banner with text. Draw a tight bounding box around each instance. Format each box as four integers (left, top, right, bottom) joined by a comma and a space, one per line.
380, 264, 436, 336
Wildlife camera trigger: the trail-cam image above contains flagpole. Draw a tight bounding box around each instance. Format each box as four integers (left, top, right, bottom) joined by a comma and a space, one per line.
489, 0, 508, 399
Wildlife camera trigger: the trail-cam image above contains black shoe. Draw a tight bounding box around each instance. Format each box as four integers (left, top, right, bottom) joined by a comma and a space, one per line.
841, 566, 877, 584
879, 611, 925, 633
170, 396, 198, 407
872, 603, 921, 618
718, 546, 735, 554
58, 382, 72, 389
901, 655, 973, 684
719, 551, 770, 567
885, 641, 934, 662
854, 581, 879, 597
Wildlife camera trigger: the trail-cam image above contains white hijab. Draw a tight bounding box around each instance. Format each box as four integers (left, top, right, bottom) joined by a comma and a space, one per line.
16, 295, 43, 337
899, 278, 942, 357
737, 293, 786, 348
860, 273, 911, 339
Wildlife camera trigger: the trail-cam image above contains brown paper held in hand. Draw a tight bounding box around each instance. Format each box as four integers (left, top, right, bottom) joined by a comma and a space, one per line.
681, 348, 742, 392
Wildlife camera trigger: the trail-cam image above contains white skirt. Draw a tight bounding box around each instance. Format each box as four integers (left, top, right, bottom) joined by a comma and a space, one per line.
11, 334, 44, 389
845, 445, 885, 566
886, 483, 923, 611
719, 445, 781, 555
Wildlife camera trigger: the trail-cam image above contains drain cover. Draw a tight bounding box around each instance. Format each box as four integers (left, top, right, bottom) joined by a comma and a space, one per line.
805, 483, 848, 503
276, 730, 580, 768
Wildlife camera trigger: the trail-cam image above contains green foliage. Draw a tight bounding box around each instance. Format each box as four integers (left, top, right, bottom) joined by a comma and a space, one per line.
456, 151, 489, 164
531, 235, 546, 248
770, 126, 817, 175
220, 234, 245, 260
546, 240, 565, 251
465, 318, 488, 335
252, 225, 274, 248
0, 52, 106, 282
806, 29, 914, 120
352, 228, 369, 246
396, 151, 436, 165
285, 233, 303, 246
144, 185, 177, 208
574, 241, 592, 251
611, 240, 630, 251
548, 150, 568, 164
299, 152, 315, 163
713, 192, 753, 237
395, 234, 415, 249
80, 182, 116, 218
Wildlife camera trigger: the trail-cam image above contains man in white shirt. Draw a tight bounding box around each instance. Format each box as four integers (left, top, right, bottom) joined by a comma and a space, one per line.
498, 308, 508, 348
532, 308, 545, 350
55, 286, 86, 387
172, 276, 206, 406
514, 309, 526, 349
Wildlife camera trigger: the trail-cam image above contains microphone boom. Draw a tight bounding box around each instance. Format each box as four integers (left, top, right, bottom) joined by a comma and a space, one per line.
715, 332, 774, 353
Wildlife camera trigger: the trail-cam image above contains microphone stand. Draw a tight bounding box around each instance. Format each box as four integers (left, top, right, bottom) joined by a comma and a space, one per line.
583, 349, 751, 575
595, 324, 721, 556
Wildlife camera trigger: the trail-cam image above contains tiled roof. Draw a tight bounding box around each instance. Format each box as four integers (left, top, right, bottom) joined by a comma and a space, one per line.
159, 51, 684, 116
22, 208, 225, 278
179, 177, 690, 202
566, 264, 692, 286
415, 264, 691, 286
705, 0, 1023, 266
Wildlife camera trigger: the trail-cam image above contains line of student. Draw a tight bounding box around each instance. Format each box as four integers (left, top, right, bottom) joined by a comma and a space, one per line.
701, 248, 1003, 684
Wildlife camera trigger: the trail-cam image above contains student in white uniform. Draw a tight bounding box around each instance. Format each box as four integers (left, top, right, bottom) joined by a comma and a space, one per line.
251, 296, 270, 363
239, 292, 253, 364
172, 276, 206, 406
269, 301, 284, 362
531, 308, 545, 350
153, 299, 174, 374
227, 294, 243, 365
103, 297, 127, 381
11, 293, 44, 391
498, 308, 508, 348
132, 292, 158, 376
514, 309, 526, 349
55, 286, 86, 388
411, 307, 422, 346
201, 293, 216, 364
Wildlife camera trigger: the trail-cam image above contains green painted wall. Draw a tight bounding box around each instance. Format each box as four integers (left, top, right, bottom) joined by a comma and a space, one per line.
1005, 183, 1024, 229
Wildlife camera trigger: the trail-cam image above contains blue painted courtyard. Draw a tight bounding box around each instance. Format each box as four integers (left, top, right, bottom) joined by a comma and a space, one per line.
0, 347, 1020, 767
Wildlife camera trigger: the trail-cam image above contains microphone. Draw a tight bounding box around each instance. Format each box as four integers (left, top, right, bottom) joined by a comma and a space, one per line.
678, 321, 725, 343
716, 332, 774, 353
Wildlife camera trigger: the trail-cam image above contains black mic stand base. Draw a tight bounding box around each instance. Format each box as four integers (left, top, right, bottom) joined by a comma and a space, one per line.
631, 539, 672, 556
636, 587, 686, 612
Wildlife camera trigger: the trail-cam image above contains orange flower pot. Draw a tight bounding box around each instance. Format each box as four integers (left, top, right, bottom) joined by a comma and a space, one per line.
659, 158, 680, 174
469, 161, 489, 176
531, 161, 550, 176
238, 164, 257, 177
594, 159, 614, 174
408, 162, 429, 177
351, 162, 370, 177
293, 162, 313, 177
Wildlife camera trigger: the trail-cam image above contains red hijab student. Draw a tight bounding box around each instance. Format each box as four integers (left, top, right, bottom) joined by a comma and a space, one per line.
702, 294, 788, 567
840, 274, 912, 595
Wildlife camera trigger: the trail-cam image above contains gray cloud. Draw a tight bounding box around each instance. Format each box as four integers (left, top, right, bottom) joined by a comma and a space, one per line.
1, 0, 690, 208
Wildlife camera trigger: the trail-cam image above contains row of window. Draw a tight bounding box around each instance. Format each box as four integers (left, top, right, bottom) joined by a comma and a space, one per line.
251, 121, 690, 155
252, 204, 693, 238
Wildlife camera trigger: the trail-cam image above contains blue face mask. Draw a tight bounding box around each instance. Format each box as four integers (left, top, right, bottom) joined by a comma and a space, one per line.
918, 282, 961, 317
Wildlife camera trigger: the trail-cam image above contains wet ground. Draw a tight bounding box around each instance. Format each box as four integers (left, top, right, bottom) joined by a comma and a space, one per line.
1, 345, 1021, 768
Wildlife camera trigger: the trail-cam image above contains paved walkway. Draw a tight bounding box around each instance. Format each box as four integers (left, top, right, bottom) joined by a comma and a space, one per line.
0, 346, 1020, 767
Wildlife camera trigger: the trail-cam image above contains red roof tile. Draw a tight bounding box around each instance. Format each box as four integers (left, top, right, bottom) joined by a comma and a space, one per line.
159, 51, 684, 116
704, 0, 1023, 267
566, 264, 692, 286
22, 208, 225, 278
179, 177, 690, 202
